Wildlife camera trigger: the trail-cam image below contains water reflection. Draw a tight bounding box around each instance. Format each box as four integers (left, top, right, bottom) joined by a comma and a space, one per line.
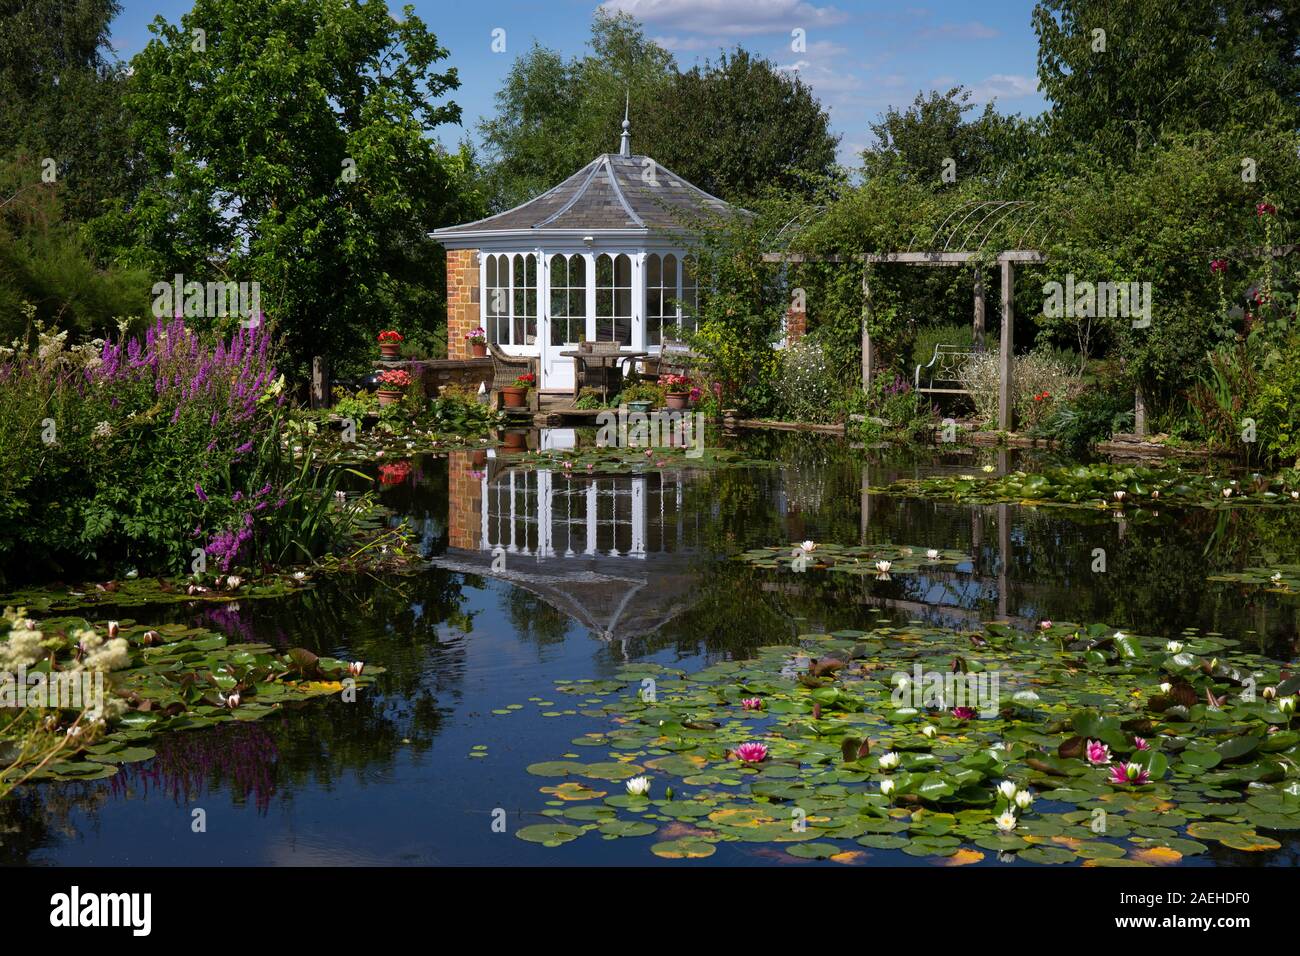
6, 431, 1300, 864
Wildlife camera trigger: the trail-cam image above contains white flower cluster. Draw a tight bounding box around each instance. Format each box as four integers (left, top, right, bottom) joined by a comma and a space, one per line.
73, 629, 131, 672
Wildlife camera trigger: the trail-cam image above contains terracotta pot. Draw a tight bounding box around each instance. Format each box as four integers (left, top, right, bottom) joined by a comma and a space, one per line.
470, 342, 487, 358
665, 392, 689, 410
377, 389, 402, 406
379, 342, 401, 362
503, 430, 528, 450
501, 385, 528, 409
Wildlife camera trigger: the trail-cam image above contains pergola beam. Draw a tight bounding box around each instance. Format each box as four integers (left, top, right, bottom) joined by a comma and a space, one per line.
763, 248, 1045, 429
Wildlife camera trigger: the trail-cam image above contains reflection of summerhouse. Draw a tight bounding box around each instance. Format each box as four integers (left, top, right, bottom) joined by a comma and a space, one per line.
441, 444, 709, 644
432, 117, 745, 393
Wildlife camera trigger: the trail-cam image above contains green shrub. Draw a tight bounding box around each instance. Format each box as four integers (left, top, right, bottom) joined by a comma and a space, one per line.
911, 322, 974, 371
772, 337, 842, 423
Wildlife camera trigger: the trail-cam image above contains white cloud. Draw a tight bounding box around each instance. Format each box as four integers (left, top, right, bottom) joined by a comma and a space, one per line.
966, 73, 1039, 104
600, 0, 850, 36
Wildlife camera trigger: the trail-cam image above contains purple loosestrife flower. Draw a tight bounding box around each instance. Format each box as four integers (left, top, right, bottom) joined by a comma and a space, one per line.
195, 483, 209, 503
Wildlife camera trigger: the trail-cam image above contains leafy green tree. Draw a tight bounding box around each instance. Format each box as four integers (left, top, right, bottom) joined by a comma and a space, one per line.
1033, 0, 1300, 159
114, 0, 482, 376
861, 87, 1040, 190
0, 0, 140, 222
479, 12, 838, 208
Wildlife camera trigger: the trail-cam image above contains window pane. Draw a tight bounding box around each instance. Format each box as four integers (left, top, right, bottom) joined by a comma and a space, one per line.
646, 253, 660, 286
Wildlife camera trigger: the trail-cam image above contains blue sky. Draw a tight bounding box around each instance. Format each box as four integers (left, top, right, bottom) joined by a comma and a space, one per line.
106, 0, 1049, 165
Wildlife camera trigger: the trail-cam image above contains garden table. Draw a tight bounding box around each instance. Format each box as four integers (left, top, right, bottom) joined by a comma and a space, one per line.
560, 349, 649, 402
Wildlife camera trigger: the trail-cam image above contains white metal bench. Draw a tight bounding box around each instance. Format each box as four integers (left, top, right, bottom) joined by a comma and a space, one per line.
914, 344, 977, 395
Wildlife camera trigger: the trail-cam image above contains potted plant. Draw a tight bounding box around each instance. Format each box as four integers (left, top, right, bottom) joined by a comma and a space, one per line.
376, 368, 411, 406
466, 327, 487, 358
660, 373, 692, 410
378, 329, 403, 362
502, 428, 528, 450
620, 381, 660, 414
501, 371, 535, 409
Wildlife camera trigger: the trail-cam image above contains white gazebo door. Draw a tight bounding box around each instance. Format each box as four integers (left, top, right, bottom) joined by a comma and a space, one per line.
540, 252, 580, 392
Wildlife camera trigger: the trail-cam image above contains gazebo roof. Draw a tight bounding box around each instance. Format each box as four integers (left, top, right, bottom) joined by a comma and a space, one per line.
432, 152, 746, 246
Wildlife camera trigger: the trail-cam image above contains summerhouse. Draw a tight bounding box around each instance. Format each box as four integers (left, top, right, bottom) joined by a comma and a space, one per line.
432, 117, 746, 393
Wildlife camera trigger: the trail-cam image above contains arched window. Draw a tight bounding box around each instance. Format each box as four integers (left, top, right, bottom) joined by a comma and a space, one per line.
485, 253, 537, 346
595, 253, 631, 344
645, 253, 677, 347
485, 254, 508, 345
679, 256, 698, 335
512, 253, 537, 345
549, 254, 586, 346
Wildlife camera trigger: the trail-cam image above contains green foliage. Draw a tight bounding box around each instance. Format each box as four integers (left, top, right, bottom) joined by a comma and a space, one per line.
1247, 331, 1300, 467
911, 322, 974, 370
114, 0, 483, 378
1033, 0, 1300, 159
1035, 386, 1136, 450
478, 11, 837, 207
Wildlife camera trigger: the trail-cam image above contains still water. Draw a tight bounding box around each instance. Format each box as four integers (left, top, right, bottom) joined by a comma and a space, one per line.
5, 430, 1299, 865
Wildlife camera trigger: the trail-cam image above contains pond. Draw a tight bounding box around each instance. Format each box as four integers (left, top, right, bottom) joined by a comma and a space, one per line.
5, 430, 1300, 866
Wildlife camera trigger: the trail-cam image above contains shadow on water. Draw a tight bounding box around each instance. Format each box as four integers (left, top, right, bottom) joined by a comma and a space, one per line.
7, 429, 1300, 864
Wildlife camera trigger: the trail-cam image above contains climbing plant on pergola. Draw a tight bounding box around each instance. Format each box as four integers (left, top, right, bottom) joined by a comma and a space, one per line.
763, 199, 1056, 431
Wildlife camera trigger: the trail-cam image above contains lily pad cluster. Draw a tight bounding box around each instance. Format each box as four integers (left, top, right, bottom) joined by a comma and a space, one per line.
1, 616, 380, 786
1208, 564, 1300, 593
0, 574, 315, 614
512, 619, 1300, 865
738, 543, 969, 576
868, 463, 1300, 510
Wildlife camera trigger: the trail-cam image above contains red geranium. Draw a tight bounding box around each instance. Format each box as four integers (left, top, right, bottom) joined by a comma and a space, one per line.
377, 330, 404, 343
1210, 259, 1228, 274
1257, 202, 1277, 217
514, 372, 536, 388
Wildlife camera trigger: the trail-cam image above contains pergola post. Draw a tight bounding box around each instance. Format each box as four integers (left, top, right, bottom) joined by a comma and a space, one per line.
998, 258, 1014, 431
861, 264, 873, 390
973, 272, 985, 350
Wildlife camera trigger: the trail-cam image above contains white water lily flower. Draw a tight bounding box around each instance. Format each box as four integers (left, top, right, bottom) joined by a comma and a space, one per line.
800, 540, 817, 552
1278, 697, 1297, 716
1271, 572, 1284, 584
874, 560, 892, 573
1291, 490, 1300, 500
880, 779, 896, 797
878, 751, 900, 771
926, 549, 939, 560
1113, 490, 1126, 501
997, 780, 1018, 801
1166, 641, 1184, 653
1014, 790, 1034, 811
625, 775, 651, 796
920, 725, 937, 738
1263, 686, 1277, 700
1222, 487, 1233, 498
995, 810, 1017, 832
1159, 682, 1172, 695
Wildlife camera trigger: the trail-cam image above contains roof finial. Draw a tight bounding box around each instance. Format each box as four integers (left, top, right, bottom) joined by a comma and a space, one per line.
619, 90, 631, 157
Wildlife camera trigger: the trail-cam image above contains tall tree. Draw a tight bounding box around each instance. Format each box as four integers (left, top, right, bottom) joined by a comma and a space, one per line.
861, 87, 1038, 189
479, 13, 838, 208
116, 0, 481, 376
0, 0, 139, 221
1034, 0, 1300, 159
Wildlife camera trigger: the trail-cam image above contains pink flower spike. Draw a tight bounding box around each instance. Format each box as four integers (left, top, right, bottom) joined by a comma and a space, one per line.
1086, 739, 1112, 765
1109, 762, 1151, 786
733, 742, 768, 763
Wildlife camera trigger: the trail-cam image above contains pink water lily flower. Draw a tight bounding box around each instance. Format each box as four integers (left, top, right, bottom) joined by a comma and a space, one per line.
1109, 762, 1151, 786
733, 742, 769, 763
741, 697, 763, 710
1133, 736, 1150, 751
1086, 739, 1112, 765
951, 707, 977, 721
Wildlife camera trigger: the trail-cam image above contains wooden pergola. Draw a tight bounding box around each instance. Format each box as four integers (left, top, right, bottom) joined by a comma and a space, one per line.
762, 249, 1045, 431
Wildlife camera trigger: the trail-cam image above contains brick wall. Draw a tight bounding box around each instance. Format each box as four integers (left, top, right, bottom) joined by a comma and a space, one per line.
373, 359, 492, 397
785, 305, 807, 343
447, 450, 485, 550
446, 248, 480, 360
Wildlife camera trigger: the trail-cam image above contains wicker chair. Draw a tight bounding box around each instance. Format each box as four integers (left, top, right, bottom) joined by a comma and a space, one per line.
487, 342, 540, 412
572, 342, 626, 400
